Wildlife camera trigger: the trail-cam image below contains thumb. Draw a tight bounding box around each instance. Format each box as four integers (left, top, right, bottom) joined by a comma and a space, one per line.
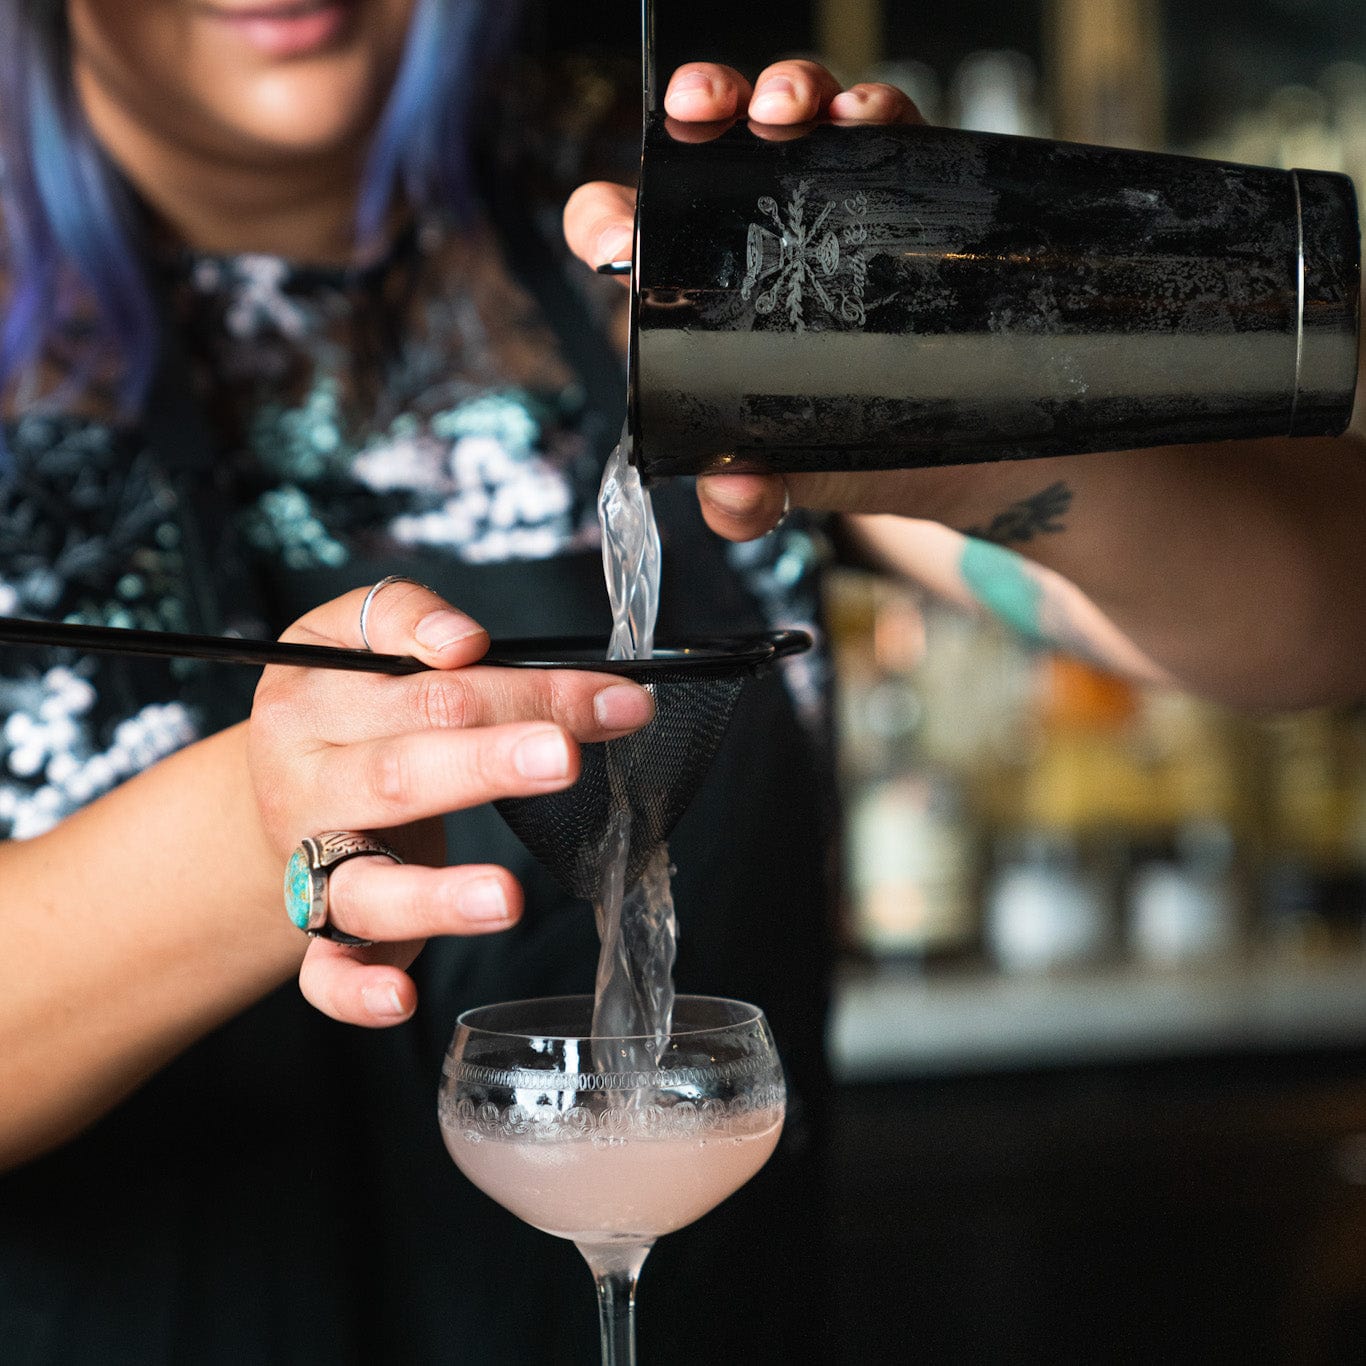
696, 473, 790, 541
282, 578, 490, 671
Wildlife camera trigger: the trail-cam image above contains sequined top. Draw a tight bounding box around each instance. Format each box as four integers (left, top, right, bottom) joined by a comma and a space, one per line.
0, 211, 837, 1363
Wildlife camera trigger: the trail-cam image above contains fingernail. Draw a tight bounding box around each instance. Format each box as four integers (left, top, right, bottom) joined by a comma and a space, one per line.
415, 609, 483, 652
460, 877, 511, 923
514, 727, 571, 781
672, 71, 712, 94
595, 226, 634, 268
667, 77, 712, 113
830, 90, 870, 117
752, 77, 796, 118
702, 481, 759, 517
594, 683, 654, 732
362, 983, 408, 1019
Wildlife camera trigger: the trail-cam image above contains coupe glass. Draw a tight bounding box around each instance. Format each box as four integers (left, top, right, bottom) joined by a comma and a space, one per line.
439, 995, 786, 1366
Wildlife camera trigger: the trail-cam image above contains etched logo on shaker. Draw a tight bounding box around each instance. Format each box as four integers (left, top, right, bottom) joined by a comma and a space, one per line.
741, 182, 869, 330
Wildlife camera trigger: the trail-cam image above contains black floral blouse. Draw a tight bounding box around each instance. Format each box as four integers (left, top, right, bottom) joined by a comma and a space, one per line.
0, 215, 831, 842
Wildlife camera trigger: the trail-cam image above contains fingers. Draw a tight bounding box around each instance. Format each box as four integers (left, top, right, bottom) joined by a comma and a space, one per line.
663, 63, 754, 122
747, 60, 845, 125
697, 469, 876, 539
412, 667, 652, 743
297, 665, 653, 748
563, 180, 637, 273
296, 861, 524, 1026
829, 82, 924, 126
298, 935, 423, 1026
698, 468, 946, 538
329, 858, 521, 946
263, 575, 654, 744
249, 580, 653, 889
564, 62, 919, 278
309, 721, 582, 830
662, 60, 919, 129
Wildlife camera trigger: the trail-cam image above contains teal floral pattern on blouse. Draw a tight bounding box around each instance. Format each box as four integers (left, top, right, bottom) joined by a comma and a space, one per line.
0, 415, 204, 836
186, 218, 603, 575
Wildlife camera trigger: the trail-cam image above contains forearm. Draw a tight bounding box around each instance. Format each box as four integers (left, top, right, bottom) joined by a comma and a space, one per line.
843, 430, 1366, 708
0, 722, 302, 1171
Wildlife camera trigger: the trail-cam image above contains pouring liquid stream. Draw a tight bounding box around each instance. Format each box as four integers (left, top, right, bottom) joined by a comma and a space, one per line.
592, 440, 676, 1070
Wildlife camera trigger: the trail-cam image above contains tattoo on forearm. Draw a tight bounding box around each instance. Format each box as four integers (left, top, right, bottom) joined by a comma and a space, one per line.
958, 538, 1049, 645
958, 512, 1114, 670
962, 481, 1073, 545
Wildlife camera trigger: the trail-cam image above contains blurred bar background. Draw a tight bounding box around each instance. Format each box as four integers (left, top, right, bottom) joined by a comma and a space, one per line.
820, 7, 1366, 1358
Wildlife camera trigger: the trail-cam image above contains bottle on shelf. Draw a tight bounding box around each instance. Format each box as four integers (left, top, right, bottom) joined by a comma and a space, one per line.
833, 576, 984, 966
1125, 691, 1249, 968
1260, 708, 1366, 960
983, 654, 1149, 973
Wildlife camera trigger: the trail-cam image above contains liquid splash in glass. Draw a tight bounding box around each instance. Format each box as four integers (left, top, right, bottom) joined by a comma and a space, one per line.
592, 439, 676, 1067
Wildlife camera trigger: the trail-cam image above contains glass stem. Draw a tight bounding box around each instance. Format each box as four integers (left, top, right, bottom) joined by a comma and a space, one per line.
595, 1266, 638, 1366
579, 1242, 652, 1366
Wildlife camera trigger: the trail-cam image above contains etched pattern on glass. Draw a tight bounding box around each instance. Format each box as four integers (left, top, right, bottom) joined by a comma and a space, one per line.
439, 1084, 786, 1144
443, 1050, 776, 1096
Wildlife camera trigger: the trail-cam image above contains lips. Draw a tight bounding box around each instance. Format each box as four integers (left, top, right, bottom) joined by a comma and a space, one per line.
201, 0, 354, 59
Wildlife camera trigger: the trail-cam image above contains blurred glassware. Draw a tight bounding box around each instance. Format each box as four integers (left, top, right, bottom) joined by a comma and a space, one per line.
950, 49, 1048, 137
832, 576, 983, 962
1046, 0, 1165, 148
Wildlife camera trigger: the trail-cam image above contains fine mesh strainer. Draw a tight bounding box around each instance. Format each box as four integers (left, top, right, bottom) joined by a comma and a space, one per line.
485, 630, 810, 901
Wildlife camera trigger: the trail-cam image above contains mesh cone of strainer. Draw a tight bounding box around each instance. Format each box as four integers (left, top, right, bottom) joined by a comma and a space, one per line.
486, 631, 810, 901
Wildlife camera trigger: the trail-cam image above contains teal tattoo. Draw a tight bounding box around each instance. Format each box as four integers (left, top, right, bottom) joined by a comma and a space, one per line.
959, 537, 1050, 644
963, 481, 1072, 546
958, 481, 1099, 656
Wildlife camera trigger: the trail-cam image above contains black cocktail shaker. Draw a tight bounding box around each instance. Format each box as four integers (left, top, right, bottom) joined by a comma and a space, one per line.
625, 9, 1360, 478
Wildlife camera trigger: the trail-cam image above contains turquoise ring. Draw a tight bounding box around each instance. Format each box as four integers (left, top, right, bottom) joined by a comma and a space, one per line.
284, 831, 403, 947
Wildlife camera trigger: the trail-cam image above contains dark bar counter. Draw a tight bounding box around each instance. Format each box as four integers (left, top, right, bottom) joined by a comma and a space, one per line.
825, 961, 1366, 1364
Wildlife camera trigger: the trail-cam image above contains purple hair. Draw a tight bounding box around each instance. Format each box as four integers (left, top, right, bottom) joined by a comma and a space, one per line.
0, 0, 516, 421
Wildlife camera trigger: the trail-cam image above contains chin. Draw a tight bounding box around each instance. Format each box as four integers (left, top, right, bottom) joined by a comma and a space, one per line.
213, 57, 391, 160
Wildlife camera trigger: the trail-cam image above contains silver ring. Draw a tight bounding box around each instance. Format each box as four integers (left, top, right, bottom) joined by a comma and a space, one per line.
284, 831, 403, 946
359, 575, 424, 651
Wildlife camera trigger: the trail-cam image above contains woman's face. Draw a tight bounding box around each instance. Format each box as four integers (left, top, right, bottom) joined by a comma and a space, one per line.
67, 1, 417, 165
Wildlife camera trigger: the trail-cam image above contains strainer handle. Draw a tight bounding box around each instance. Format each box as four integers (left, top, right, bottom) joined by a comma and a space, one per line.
768, 629, 812, 660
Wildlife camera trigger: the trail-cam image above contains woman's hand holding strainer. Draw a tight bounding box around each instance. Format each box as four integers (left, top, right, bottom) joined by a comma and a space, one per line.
246, 579, 653, 1027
